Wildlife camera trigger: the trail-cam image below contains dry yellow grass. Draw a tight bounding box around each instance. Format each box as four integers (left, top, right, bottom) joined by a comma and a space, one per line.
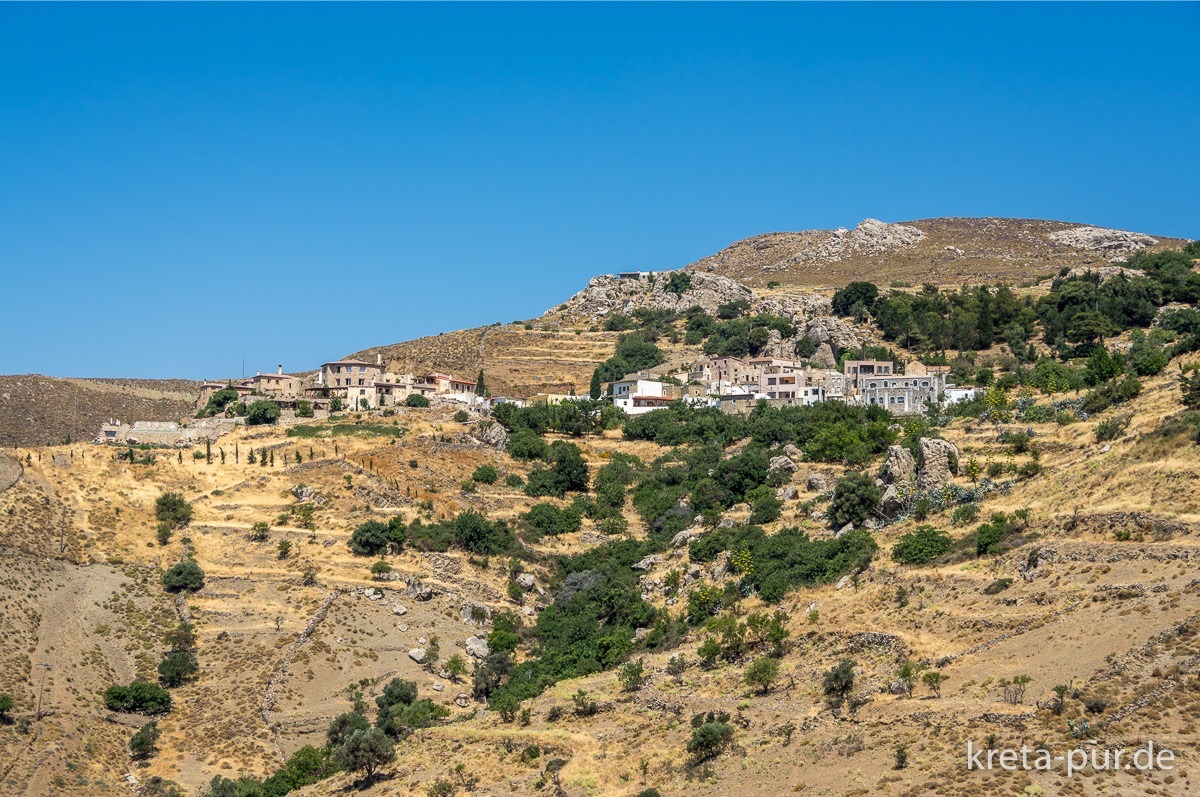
3, 366, 1200, 797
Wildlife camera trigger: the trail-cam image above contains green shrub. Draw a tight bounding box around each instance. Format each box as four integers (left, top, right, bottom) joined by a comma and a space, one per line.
157, 651, 198, 687
161, 560, 204, 592
472, 464, 498, 484
104, 681, 173, 714
451, 511, 513, 554
1094, 416, 1129, 442
664, 272, 693, 296
1081, 375, 1142, 415
687, 721, 734, 761
404, 394, 430, 408
749, 494, 782, 524
246, 399, 282, 425
891, 525, 953, 565
506, 429, 547, 460
129, 721, 161, 759
348, 520, 390, 556
521, 503, 582, 537
295, 400, 314, 418
982, 577, 1014, 595
951, 503, 980, 526
154, 492, 193, 529
828, 472, 881, 528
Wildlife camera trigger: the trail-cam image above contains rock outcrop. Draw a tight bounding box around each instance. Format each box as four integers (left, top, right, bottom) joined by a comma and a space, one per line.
754, 219, 926, 274
470, 419, 508, 450
550, 270, 754, 320
881, 445, 917, 487
880, 484, 903, 520
1049, 226, 1157, 258
917, 438, 960, 492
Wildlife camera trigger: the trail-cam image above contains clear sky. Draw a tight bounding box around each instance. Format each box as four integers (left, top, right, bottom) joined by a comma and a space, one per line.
2, 2, 1197, 379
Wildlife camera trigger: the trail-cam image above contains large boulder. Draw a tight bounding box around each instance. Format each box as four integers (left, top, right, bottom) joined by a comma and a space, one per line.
408, 648, 427, 664
465, 636, 489, 660
880, 484, 903, 520
806, 473, 828, 492
881, 445, 917, 487
917, 438, 960, 492
812, 342, 838, 369
769, 455, 798, 475
471, 420, 508, 450
460, 600, 491, 624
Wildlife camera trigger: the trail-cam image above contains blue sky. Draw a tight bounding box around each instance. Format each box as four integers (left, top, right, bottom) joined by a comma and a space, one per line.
2, 2, 1197, 379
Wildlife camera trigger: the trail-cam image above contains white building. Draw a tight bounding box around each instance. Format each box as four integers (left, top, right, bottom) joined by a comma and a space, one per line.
611, 378, 679, 415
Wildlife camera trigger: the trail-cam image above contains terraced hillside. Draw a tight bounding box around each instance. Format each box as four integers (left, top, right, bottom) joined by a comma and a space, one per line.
686, 217, 1190, 289
349, 325, 623, 397
2, 349, 1200, 797
0, 376, 199, 447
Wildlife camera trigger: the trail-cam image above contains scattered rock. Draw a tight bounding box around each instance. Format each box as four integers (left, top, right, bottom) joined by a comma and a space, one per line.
455, 693, 472, 708
806, 473, 828, 492
391, 604, 408, 616
782, 444, 801, 458
632, 555, 662, 572
364, 588, 383, 601
515, 573, 536, 590
431, 681, 445, 693
775, 484, 799, 501
425, 553, 463, 576
837, 523, 855, 538
406, 577, 433, 601
671, 529, 697, 548
465, 636, 489, 660
408, 648, 427, 664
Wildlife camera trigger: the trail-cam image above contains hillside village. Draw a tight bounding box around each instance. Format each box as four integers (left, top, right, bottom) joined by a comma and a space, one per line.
99, 349, 969, 448
4, 219, 1200, 797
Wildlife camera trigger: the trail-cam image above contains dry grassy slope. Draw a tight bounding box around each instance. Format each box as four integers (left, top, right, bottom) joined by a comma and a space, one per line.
0, 376, 198, 447
686, 217, 1189, 289
348, 325, 627, 398
4, 361, 1200, 797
